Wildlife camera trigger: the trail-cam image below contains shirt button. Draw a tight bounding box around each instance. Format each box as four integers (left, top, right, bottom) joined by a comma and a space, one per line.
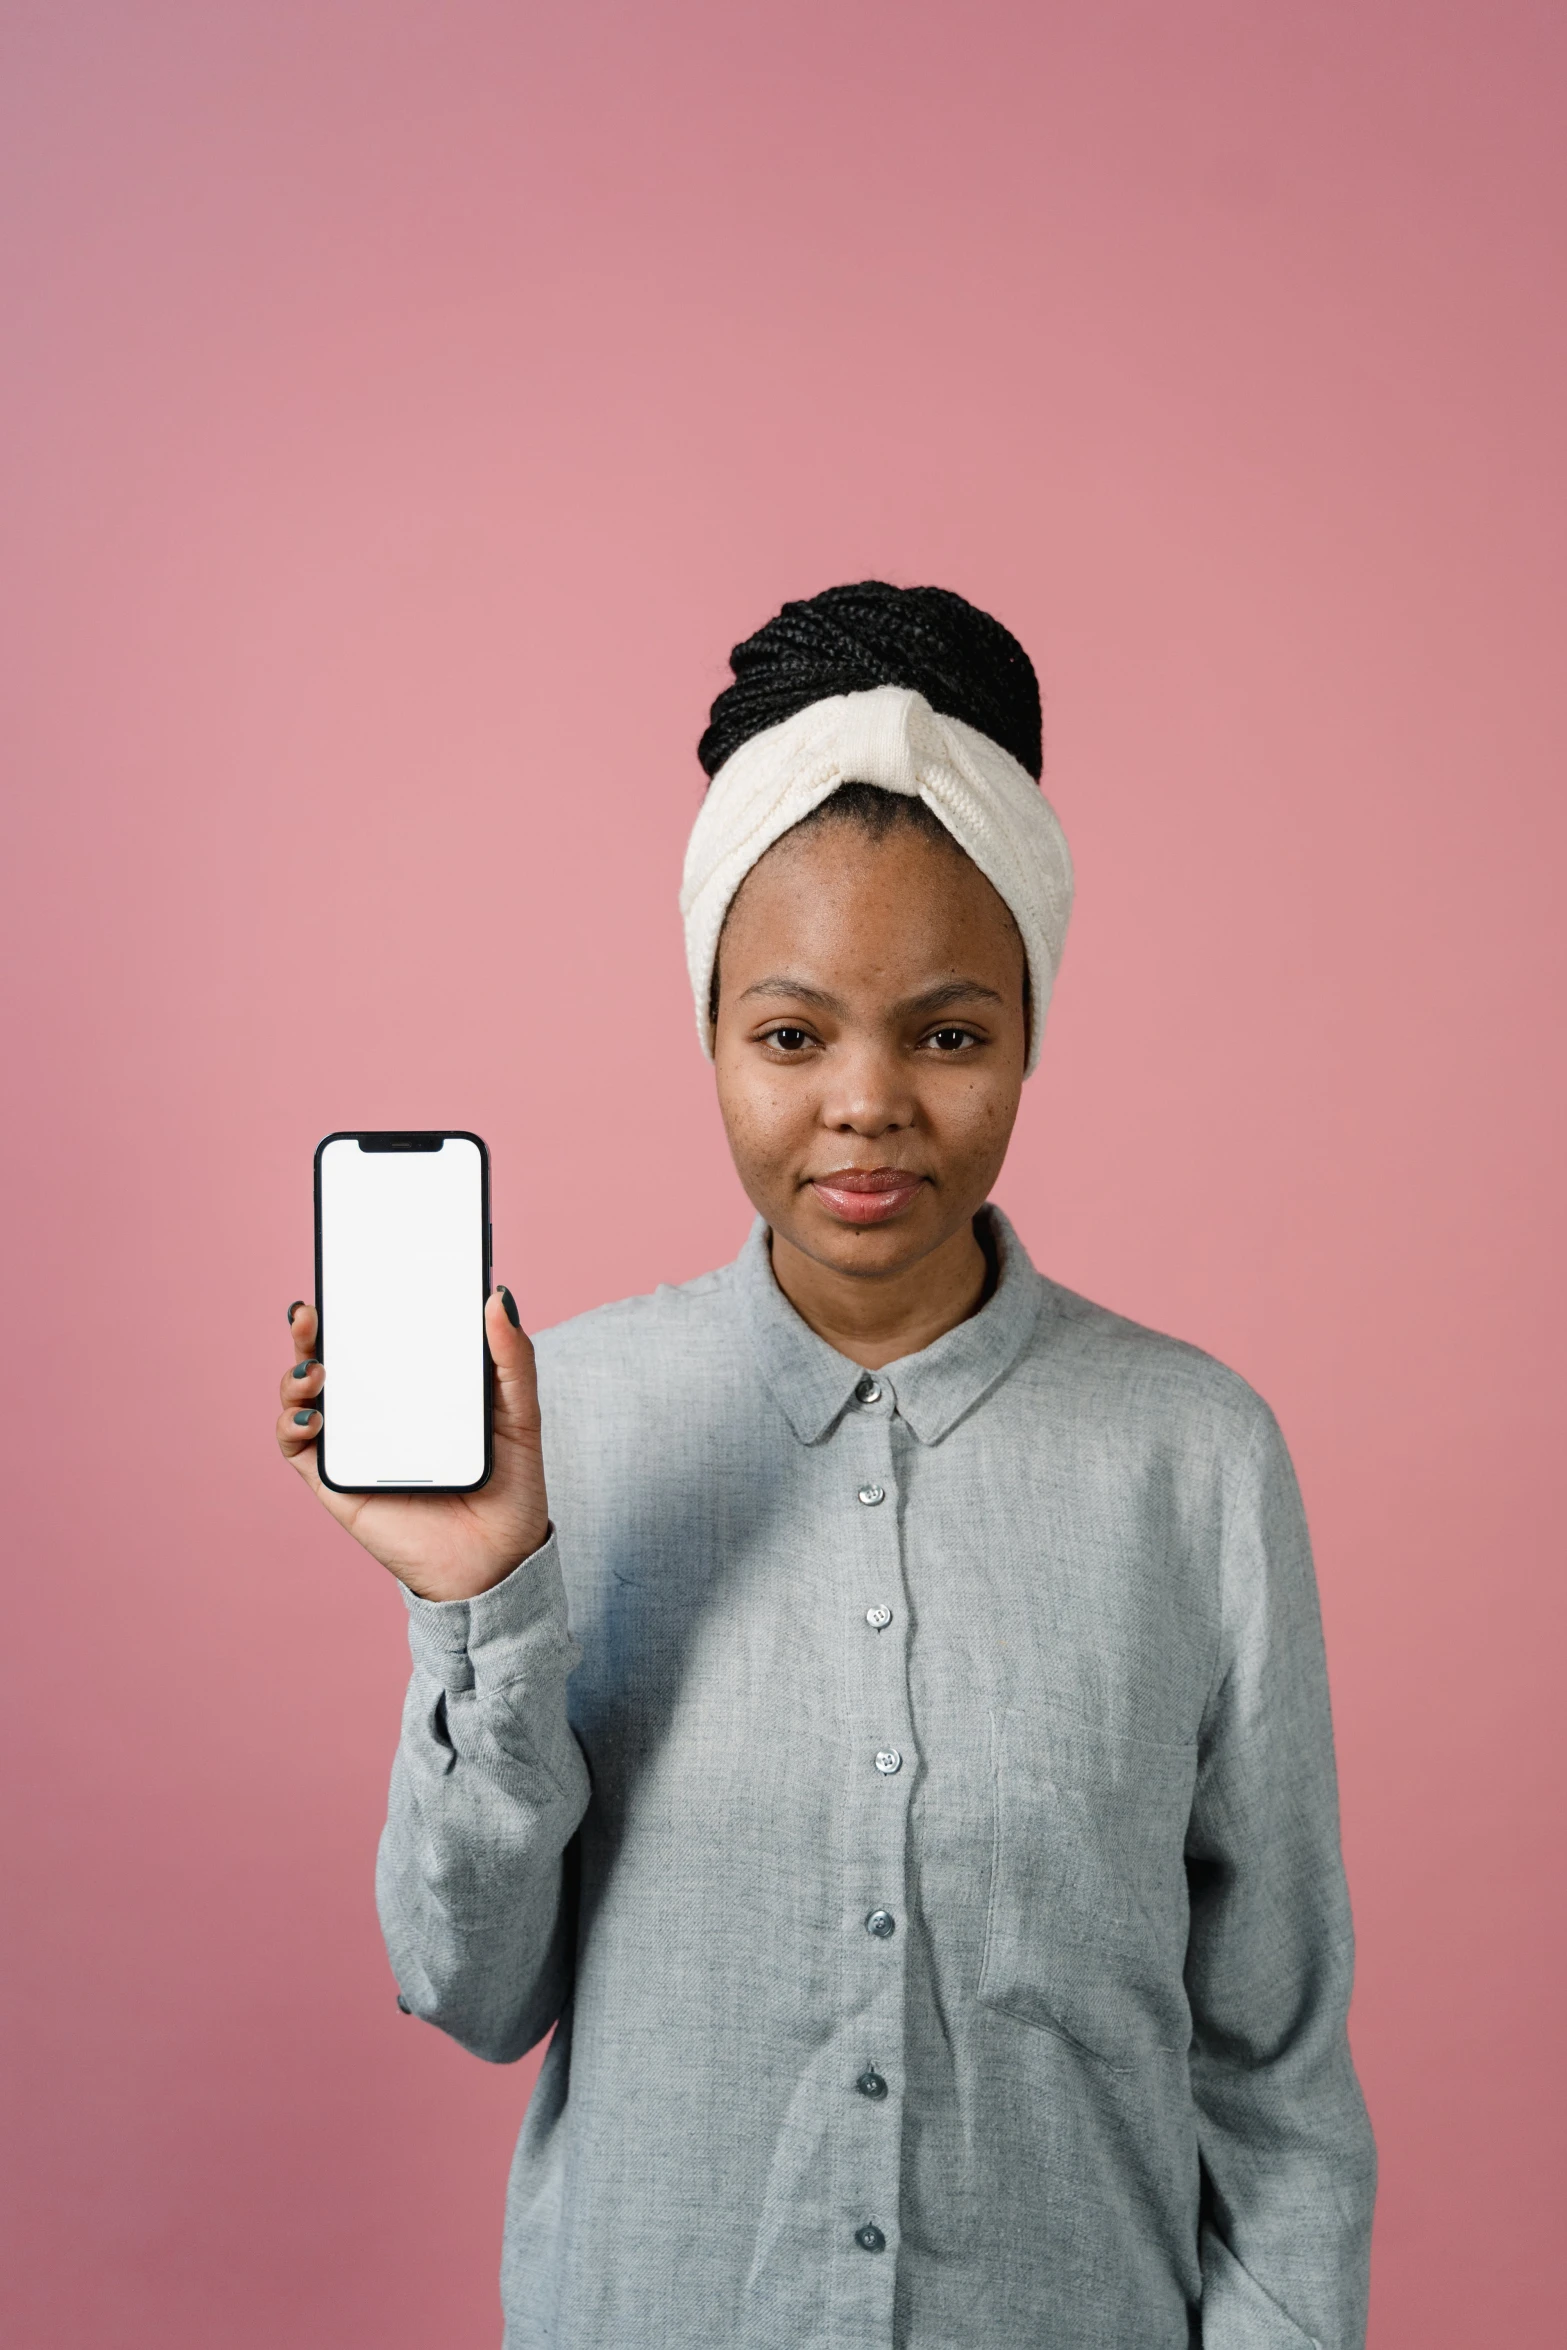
854, 2223, 887, 2253
857, 1483, 885, 1507
856, 2067, 889, 2100
865, 1909, 896, 1939
874, 1748, 902, 1775
854, 1375, 882, 1404
865, 1604, 892, 1630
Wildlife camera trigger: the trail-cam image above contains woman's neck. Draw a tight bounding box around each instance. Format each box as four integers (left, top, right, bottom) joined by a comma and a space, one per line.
769, 1215, 993, 1370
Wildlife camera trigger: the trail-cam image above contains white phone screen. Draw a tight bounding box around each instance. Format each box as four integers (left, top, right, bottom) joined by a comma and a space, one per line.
317, 1134, 489, 1490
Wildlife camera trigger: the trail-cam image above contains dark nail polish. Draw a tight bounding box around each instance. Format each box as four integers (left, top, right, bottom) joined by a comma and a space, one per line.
291, 1360, 319, 1379
498, 1285, 521, 1329
287, 1301, 305, 1324
292, 1409, 315, 1426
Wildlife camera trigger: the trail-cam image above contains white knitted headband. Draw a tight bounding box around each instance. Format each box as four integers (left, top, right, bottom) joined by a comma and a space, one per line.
680, 684, 1073, 1075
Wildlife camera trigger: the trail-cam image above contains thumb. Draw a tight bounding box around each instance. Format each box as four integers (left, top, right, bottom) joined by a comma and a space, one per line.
486, 1285, 542, 1444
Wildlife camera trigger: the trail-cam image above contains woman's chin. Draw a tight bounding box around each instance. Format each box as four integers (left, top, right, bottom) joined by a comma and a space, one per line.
782, 1199, 943, 1276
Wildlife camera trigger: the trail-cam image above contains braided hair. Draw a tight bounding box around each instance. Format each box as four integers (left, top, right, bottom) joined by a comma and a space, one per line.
698, 579, 1042, 781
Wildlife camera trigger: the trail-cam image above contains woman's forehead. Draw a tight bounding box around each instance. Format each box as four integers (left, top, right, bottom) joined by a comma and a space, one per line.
722, 818, 1026, 982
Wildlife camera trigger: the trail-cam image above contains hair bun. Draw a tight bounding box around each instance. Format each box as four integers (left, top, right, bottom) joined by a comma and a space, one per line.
698, 580, 1042, 782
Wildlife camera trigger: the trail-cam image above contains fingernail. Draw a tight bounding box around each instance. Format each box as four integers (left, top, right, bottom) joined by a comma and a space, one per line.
292, 1409, 316, 1426
291, 1360, 319, 1380
287, 1301, 305, 1324
498, 1285, 521, 1329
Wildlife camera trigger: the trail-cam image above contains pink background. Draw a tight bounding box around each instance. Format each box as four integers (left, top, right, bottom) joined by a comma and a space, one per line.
2, 4, 1563, 2342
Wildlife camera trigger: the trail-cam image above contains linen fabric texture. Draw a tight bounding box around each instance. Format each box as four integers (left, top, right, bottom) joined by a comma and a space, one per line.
679, 685, 1074, 1071
378, 1213, 1375, 2349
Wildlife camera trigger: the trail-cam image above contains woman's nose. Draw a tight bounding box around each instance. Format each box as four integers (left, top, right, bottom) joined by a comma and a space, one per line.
820, 1046, 916, 1135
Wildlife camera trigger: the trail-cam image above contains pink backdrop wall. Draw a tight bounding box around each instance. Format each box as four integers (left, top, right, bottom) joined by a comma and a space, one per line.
3, 4, 1562, 2342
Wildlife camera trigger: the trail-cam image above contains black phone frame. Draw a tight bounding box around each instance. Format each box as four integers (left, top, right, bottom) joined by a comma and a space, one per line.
312, 1130, 494, 1495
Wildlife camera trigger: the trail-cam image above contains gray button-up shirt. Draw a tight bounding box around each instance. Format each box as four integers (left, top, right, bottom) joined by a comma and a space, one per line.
378, 1211, 1374, 2350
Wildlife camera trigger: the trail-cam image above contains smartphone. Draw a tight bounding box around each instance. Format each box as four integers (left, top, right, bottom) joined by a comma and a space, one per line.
313, 1131, 493, 1493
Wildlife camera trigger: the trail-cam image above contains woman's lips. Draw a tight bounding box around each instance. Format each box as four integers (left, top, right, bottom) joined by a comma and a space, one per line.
808, 1168, 929, 1224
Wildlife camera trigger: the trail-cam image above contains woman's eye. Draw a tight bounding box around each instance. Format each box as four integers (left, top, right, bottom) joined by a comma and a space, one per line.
928, 1027, 979, 1052
765, 1027, 813, 1052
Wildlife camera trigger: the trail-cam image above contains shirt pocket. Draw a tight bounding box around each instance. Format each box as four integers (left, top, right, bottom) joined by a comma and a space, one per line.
978, 1706, 1198, 2065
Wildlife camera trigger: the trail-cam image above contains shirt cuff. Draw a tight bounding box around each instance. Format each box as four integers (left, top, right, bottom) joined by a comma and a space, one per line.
401, 1529, 567, 1689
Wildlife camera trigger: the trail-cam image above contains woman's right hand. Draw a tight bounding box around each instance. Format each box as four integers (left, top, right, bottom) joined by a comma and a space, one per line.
275, 1289, 551, 1604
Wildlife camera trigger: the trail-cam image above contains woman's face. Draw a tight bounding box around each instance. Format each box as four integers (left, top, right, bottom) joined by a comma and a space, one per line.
713, 813, 1029, 1282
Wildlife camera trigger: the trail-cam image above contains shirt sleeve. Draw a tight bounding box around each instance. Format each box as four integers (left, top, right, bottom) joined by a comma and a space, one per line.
1186, 1406, 1377, 2350
375, 1530, 592, 2063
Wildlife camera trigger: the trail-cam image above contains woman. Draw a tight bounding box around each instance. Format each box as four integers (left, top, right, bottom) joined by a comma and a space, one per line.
278, 583, 1375, 2349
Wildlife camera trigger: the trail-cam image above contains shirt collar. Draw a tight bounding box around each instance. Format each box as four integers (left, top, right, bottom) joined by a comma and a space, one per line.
732, 1205, 1046, 1446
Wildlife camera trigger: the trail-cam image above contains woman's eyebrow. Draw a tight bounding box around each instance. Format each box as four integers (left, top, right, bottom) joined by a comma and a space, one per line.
904, 980, 1005, 1012
737, 976, 843, 1008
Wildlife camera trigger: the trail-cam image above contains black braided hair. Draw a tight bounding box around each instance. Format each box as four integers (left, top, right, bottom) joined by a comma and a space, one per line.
698, 580, 1042, 781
